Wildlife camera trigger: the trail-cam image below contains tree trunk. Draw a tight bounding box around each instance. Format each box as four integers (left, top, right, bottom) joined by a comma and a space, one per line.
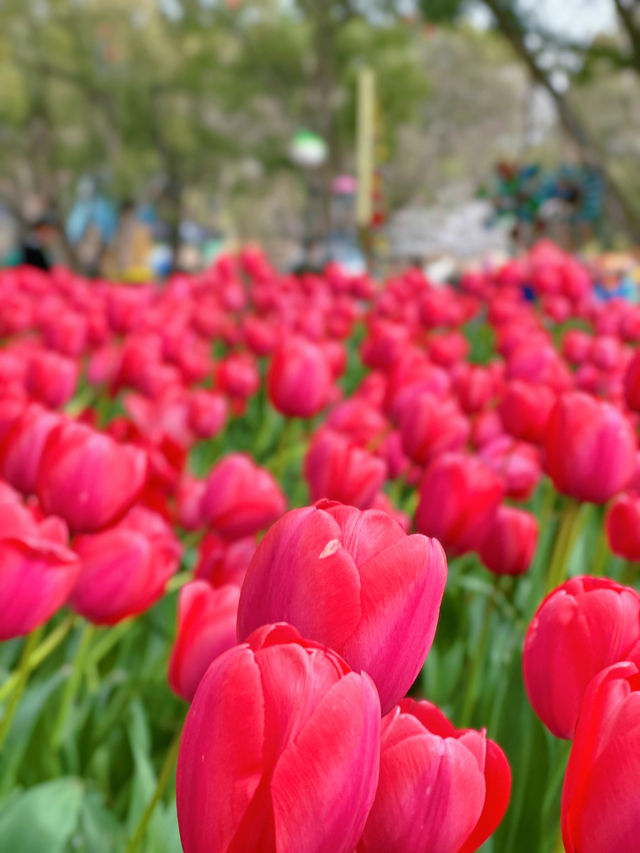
482, 0, 640, 241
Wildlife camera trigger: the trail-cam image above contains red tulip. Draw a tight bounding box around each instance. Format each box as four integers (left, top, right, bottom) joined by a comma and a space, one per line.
399, 392, 470, 467
0, 494, 79, 640
215, 351, 260, 400
428, 330, 469, 368
37, 420, 148, 532
606, 492, 640, 560
70, 506, 181, 625
498, 380, 555, 445
357, 698, 511, 853
25, 349, 78, 409
523, 576, 640, 739
194, 532, 255, 587
479, 437, 541, 501
624, 348, 640, 412
176, 622, 381, 853
176, 475, 206, 531
199, 453, 286, 539
242, 315, 278, 356
479, 506, 538, 576
0, 403, 61, 496
187, 389, 228, 440
545, 392, 636, 503
267, 336, 332, 418
305, 429, 387, 510
471, 409, 505, 449
561, 661, 640, 852
168, 581, 239, 702
238, 501, 447, 713
326, 399, 388, 448
415, 453, 504, 556
506, 341, 572, 392
452, 364, 495, 415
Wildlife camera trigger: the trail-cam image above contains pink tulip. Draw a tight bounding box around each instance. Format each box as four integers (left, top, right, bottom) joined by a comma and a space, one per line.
25, 349, 78, 409
479, 506, 538, 575
176, 622, 381, 853
0, 403, 61, 496
498, 380, 556, 445
523, 576, 640, 739
215, 352, 260, 400
238, 501, 447, 713
194, 532, 255, 587
37, 419, 148, 532
304, 429, 387, 509
0, 494, 79, 640
199, 453, 286, 539
561, 661, 640, 852
358, 698, 511, 853
606, 492, 640, 560
168, 581, 240, 702
70, 506, 181, 625
187, 390, 228, 439
267, 336, 333, 418
399, 392, 470, 467
545, 392, 636, 504
415, 453, 504, 556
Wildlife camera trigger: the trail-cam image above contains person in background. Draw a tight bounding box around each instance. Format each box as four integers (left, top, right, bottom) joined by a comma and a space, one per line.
20, 217, 56, 271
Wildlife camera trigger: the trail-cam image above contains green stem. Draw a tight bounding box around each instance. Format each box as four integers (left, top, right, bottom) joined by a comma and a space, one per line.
166, 571, 193, 594
459, 590, 494, 727
545, 500, 583, 594
0, 627, 44, 749
621, 559, 637, 588
273, 417, 296, 479
126, 728, 183, 853
86, 620, 134, 671
52, 623, 96, 748
0, 614, 76, 704
591, 514, 610, 577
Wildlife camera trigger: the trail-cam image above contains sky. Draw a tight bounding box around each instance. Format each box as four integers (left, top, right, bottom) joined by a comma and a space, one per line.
468, 0, 618, 42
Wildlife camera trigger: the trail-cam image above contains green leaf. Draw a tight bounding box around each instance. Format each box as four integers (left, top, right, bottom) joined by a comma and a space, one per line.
72, 789, 126, 853
0, 777, 82, 853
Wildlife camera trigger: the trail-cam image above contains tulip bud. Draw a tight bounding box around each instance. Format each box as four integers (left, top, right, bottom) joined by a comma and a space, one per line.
238, 501, 447, 713
523, 576, 640, 739
545, 392, 636, 504
176, 622, 381, 853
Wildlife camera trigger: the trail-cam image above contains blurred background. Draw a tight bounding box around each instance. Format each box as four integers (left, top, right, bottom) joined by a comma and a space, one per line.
1, 0, 639, 280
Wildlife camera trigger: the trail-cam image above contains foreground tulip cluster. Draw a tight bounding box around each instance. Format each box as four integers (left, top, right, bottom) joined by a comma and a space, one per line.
0, 240, 639, 851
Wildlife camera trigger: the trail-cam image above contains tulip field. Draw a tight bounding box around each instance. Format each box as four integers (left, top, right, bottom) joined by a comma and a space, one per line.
1, 239, 640, 852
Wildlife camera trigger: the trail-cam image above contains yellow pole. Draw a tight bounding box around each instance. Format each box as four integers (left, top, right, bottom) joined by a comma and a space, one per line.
356, 67, 375, 230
